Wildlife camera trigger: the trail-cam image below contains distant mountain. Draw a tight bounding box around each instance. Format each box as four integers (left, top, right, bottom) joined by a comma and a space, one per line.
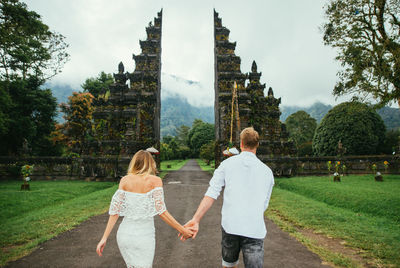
48, 82, 399, 133
161, 96, 213, 137
46, 83, 76, 122
48, 83, 76, 104
377, 107, 400, 130
280, 102, 332, 123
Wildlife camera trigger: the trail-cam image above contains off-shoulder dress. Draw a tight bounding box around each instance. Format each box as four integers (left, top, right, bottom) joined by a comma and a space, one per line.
108, 187, 166, 268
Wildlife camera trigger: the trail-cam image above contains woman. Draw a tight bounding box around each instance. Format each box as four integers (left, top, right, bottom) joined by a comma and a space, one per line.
96, 150, 193, 267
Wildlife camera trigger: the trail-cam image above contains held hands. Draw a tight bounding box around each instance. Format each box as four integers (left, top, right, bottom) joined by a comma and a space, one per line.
178, 219, 199, 241
178, 226, 194, 241
96, 238, 107, 257
184, 219, 199, 239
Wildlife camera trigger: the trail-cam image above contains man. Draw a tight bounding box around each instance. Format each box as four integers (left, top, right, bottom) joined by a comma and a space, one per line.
184, 127, 274, 268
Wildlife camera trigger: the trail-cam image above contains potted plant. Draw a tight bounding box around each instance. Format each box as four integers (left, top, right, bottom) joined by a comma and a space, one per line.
333, 161, 341, 182
326, 160, 332, 174
372, 163, 383, 182
383, 161, 389, 174
342, 164, 347, 176
21, 165, 34, 190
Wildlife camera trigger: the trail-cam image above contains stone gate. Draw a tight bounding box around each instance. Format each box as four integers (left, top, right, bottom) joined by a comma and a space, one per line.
87, 9, 296, 175
88, 10, 162, 167
213, 10, 296, 171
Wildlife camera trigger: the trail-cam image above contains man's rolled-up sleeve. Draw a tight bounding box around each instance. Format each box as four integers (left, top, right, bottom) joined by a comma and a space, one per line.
205, 162, 225, 200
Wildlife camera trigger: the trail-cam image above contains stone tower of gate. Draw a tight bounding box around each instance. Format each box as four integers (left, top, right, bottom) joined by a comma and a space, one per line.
90, 10, 162, 166
214, 10, 296, 169
213, 9, 251, 166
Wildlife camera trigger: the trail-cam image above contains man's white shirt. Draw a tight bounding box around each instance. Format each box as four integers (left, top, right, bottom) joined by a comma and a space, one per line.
205, 151, 274, 239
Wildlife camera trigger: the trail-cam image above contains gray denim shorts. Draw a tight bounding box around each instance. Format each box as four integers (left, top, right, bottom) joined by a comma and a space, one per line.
221, 227, 264, 268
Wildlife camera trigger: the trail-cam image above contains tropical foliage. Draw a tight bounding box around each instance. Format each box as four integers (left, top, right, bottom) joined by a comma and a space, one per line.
188, 119, 214, 157
313, 101, 386, 156
322, 0, 400, 107
285, 111, 317, 156
52, 92, 94, 155
0, 0, 69, 156
81, 72, 113, 98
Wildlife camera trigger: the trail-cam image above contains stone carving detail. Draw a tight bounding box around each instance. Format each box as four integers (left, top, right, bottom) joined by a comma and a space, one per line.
89, 10, 162, 168
214, 10, 296, 170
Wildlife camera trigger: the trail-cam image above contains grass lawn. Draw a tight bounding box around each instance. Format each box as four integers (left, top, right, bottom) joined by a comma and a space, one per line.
160, 159, 189, 171
196, 161, 400, 267
0, 180, 118, 266
267, 175, 400, 267
159, 159, 189, 178
0, 160, 187, 266
195, 159, 215, 174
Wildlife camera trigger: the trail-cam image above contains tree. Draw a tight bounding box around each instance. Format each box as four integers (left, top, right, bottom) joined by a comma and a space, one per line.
285, 111, 317, 146
52, 92, 94, 155
285, 111, 317, 157
175, 125, 190, 146
322, 0, 400, 107
0, 78, 60, 156
160, 142, 173, 161
0, 0, 68, 156
0, 0, 69, 82
160, 135, 190, 160
381, 128, 400, 154
0, 84, 11, 137
81, 71, 113, 98
313, 101, 386, 156
188, 120, 214, 157
200, 141, 215, 164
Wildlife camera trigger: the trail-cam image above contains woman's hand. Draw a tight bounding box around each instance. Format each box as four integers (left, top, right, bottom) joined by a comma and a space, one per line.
96, 238, 107, 257
184, 219, 199, 239
179, 226, 194, 241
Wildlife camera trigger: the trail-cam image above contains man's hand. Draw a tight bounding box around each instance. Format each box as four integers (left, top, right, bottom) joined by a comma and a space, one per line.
178, 196, 214, 240
184, 219, 199, 239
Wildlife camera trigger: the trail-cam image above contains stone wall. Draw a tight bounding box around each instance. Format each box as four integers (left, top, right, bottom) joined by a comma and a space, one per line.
0, 156, 129, 181
1, 155, 398, 181
264, 155, 400, 177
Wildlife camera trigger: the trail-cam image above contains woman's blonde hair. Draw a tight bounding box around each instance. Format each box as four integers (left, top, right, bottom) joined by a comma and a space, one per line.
127, 150, 157, 176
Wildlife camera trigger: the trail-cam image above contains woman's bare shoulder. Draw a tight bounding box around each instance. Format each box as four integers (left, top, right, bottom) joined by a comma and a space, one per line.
118, 175, 133, 189
148, 175, 163, 188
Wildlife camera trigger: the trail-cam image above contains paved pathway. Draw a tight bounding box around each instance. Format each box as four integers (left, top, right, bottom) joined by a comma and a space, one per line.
7, 160, 330, 268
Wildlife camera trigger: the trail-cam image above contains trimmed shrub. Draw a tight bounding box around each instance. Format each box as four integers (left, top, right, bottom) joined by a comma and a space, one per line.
313, 102, 386, 156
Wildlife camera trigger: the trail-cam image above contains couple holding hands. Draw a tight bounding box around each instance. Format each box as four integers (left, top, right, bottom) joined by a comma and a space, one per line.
96, 127, 274, 268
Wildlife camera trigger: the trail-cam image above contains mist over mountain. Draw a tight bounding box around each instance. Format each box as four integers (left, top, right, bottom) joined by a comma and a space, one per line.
161, 96, 214, 137
48, 83, 214, 136
376, 107, 400, 130
49, 83, 399, 134
280, 102, 332, 123
47, 83, 75, 122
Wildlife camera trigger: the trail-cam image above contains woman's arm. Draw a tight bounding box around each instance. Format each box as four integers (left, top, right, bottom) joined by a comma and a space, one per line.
159, 211, 193, 240
96, 214, 119, 256
151, 176, 192, 239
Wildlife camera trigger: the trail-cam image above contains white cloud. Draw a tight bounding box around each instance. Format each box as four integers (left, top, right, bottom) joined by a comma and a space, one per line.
161, 73, 213, 107
25, 0, 356, 108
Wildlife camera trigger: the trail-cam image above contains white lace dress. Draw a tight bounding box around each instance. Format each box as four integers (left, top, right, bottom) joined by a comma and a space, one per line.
109, 187, 167, 268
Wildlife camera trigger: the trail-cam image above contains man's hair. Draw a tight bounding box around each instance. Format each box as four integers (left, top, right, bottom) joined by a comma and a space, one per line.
240, 127, 259, 149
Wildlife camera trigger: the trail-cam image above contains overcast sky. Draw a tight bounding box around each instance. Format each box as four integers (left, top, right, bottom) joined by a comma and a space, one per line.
25, 0, 350, 107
